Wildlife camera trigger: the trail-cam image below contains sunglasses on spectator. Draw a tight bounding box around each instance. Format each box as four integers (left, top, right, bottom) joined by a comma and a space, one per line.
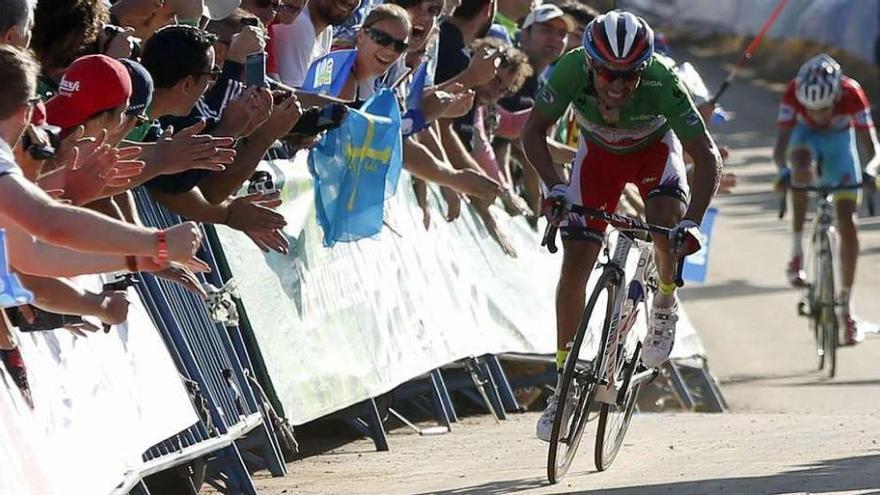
591, 63, 644, 83
364, 27, 408, 53
197, 66, 222, 82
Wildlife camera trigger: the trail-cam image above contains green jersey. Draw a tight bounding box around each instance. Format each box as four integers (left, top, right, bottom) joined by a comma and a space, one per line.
535, 49, 706, 154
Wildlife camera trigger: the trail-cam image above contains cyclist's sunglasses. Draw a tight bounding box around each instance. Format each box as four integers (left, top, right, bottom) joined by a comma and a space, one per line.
364, 27, 408, 53
592, 63, 644, 83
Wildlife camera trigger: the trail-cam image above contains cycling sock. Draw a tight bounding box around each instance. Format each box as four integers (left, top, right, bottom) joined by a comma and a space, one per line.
658, 281, 677, 296
840, 287, 852, 314
556, 350, 569, 370
792, 231, 804, 258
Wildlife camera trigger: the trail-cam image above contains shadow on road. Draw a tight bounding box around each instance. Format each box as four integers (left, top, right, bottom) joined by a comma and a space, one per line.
679, 279, 792, 302
420, 454, 880, 495
413, 476, 547, 495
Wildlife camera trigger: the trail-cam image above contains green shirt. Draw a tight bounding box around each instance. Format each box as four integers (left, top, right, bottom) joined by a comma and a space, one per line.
495, 12, 518, 38
126, 119, 154, 143
535, 49, 706, 154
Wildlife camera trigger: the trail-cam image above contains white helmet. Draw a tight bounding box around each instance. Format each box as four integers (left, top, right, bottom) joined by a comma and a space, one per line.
795, 54, 842, 110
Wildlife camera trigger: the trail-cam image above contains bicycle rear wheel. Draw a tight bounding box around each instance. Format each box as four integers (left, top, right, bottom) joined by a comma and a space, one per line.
594, 340, 642, 472
547, 270, 620, 484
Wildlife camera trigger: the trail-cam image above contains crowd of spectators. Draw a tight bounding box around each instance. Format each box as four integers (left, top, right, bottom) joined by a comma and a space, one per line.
0, 0, 732, 409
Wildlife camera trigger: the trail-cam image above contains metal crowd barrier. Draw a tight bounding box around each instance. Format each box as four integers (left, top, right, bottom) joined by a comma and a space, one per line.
114, 187, 287, 495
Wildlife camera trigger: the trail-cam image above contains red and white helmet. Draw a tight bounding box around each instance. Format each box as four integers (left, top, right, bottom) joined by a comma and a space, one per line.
795, 53, 842, 109
582, 10, 654, 71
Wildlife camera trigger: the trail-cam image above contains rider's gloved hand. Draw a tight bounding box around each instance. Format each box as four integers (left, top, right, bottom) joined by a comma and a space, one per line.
773, 166, 791, 193
669, 219, 702, 257
542, 184, 570, 226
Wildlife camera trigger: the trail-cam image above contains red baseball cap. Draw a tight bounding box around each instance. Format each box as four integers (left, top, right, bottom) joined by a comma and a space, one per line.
45, 55, 133, 131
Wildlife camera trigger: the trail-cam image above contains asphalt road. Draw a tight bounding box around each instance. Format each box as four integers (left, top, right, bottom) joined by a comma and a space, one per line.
248, 46, 880, 495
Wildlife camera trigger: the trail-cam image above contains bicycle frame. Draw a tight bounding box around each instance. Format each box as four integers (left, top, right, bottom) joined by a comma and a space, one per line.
595, 232, 657, 405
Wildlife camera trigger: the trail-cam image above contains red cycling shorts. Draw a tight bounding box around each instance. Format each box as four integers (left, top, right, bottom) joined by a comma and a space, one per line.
562, 130, 690, 238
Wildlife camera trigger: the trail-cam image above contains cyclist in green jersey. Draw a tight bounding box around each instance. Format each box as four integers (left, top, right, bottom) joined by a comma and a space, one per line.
523, 10, 722, 442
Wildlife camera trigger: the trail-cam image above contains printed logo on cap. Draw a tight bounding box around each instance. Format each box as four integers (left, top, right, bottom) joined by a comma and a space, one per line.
58, 78, 81, 95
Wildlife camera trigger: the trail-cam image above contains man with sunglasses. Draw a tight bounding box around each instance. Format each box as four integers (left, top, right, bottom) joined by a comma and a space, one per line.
523, 10, 721, 442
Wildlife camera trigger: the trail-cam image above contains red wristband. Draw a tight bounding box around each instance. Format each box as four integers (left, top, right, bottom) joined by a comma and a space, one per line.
155, 231, 168, 263
126, 255, 139, 273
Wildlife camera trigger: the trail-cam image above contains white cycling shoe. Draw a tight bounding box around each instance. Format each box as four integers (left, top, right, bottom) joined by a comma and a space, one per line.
642, 302, 678, 368
536, 376, 577, 442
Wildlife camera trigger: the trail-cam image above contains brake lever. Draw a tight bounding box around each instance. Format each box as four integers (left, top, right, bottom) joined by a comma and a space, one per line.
541, 223, 558, 254
673, 230, 688, 288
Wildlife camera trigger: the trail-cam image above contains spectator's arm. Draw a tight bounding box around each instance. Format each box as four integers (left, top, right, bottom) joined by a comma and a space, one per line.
405, 137, 500, 200
198, 134, 274, 204
5, 225, 131, 277
421, 122, 452, 164
0, 174, 160, 256
151, 188, 229, 225
114, 191, 143, 225
294, 90, 350, 108
17, 275, 123, 325
438, 118, 487, 173
200, 93, 302, 204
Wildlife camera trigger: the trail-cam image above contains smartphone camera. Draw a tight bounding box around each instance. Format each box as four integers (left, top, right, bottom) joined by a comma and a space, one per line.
245, 52, 268, 88
21, 123, 62, 160
247, 171, 277, 195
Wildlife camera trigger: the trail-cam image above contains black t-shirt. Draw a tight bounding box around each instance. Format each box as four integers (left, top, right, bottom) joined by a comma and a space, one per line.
436, 21, 479, 151
435, 21, 470, 85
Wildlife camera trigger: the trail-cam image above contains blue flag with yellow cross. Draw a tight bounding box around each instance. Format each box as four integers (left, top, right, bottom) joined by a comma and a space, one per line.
308, 88, 403, 247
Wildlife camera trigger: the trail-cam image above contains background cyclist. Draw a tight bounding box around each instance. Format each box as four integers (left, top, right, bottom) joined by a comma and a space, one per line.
773, 53, 880, 345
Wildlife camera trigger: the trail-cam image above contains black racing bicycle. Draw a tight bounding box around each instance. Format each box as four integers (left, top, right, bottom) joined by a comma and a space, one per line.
781, 182, 862, 378
541, 205, 688, 483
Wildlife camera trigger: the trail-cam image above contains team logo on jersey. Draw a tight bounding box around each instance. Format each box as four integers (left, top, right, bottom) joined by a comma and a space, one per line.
778, 105, 795, 122
641, 80, 662, 87
538, 86, 556, 105
685, 110, 701, 127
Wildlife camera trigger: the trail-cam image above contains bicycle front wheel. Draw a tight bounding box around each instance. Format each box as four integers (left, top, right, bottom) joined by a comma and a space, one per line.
547, 270, 620, 484
594, 341, 642, 471
818, 235, 837, 378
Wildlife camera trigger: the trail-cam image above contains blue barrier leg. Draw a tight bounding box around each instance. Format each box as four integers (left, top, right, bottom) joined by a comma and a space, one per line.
428, 371, 452, 428
430, 369, 457, 423
473, 358, 506, 420
345, 399, 389, 451
217, 444, 260, 495
483, 355, 523, 413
